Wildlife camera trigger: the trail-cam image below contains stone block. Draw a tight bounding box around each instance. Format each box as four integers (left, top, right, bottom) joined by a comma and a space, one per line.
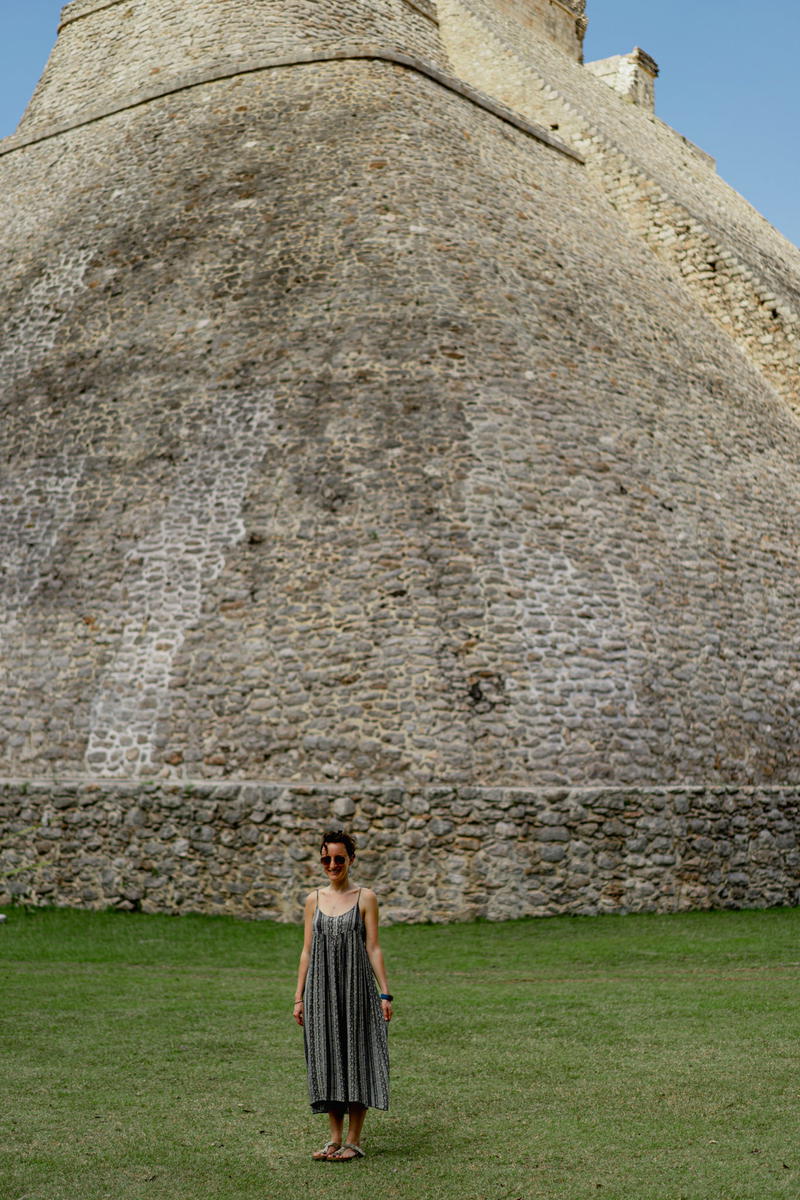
540, 844, 567, 863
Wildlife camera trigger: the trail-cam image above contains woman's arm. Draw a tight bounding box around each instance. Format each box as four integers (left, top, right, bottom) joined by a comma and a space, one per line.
362, 889, 393, 1022
293, 893, 316, 1026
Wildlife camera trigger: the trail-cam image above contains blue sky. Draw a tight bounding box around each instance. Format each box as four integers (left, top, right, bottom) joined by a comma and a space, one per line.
1, 0, 797, 246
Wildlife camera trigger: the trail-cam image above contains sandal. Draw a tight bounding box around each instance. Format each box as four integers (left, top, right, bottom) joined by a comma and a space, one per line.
311, 1141, 341, 1161
331, 1142, 365, 1162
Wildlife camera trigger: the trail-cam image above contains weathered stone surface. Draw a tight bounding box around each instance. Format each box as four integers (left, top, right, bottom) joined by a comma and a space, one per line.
1, 781, 798, 922
1, 0, 799, 922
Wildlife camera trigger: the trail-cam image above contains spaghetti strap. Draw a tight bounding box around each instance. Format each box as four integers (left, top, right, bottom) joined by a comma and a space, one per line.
315, 889, 319, 911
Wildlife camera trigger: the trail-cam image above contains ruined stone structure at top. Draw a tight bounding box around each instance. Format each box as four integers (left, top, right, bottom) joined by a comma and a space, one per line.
2, 0, 800, 920
491, 0, 588, 59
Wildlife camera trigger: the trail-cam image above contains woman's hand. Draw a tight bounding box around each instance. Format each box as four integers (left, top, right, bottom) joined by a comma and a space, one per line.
381, 998, 393, 1023
293, 999, 304, 1027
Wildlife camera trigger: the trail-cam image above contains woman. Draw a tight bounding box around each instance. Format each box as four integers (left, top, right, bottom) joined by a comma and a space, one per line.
293, 828, 393, 1161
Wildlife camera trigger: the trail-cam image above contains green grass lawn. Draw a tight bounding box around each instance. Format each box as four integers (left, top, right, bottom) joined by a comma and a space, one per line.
1, 903, 799, 1200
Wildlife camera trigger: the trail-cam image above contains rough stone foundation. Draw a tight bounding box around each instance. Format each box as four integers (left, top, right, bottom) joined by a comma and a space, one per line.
2, 780, 798, 923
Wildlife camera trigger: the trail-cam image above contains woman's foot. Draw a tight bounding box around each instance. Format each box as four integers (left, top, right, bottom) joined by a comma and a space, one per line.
331, 1143, 365, 1161
311, 1141, 341, 1160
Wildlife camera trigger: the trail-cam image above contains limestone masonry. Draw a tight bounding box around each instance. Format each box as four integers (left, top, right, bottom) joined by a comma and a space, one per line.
1, 0, 799, 921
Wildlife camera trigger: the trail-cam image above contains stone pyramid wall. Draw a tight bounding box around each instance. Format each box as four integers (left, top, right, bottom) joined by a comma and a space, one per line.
1, 0, 798, 920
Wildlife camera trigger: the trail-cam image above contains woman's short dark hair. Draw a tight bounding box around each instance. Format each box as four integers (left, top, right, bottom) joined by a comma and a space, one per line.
320, 828, 357, 859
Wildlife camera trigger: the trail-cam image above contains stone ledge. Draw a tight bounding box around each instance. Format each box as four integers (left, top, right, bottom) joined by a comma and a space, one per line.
0, 45, 582, 164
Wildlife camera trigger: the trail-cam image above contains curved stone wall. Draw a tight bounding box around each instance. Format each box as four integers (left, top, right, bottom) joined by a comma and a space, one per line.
2, 57, 800, 789
1, 0, 799, 919
15, 0, 447, 137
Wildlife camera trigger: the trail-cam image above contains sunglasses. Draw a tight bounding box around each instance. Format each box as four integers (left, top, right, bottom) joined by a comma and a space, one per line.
320, 854, 348, 867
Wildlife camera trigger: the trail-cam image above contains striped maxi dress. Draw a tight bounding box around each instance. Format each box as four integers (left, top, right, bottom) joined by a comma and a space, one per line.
303, 890, 390, 1113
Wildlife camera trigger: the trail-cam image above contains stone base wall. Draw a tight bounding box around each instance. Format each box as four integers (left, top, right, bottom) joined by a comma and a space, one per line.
1, 780, 798, 923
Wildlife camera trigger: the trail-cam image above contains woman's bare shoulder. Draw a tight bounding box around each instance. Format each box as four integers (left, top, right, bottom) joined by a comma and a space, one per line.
358, 886, 379, 905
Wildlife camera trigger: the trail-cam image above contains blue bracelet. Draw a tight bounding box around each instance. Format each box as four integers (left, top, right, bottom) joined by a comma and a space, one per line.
380, 993, 393, 1002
